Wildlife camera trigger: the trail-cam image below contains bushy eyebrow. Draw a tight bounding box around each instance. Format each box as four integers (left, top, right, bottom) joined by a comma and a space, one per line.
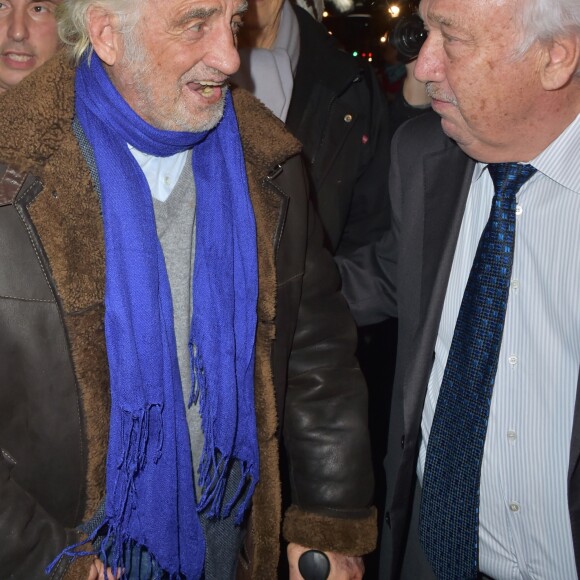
423, 9, 469, 32
173, 0, 247, 27
235, 0, 248, 15
175, 7, 218, 27
433, 14, 459, 27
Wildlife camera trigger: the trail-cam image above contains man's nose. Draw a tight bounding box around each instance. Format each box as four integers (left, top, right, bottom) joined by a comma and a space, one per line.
414, 34, 442, 84
204, 24, 241, 76
7, 10, 30, 42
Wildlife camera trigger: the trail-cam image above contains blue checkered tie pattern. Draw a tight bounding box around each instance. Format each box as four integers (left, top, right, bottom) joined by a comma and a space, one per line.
418, 163, 537, 579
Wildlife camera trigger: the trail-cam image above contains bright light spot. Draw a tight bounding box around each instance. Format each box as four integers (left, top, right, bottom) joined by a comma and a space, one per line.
328, 30, 333, 35
322, 10, 329, 17
368, 57, 373, 62
388, 4, 401, 17
380, 35, 387, 43
353, 51, 358, 57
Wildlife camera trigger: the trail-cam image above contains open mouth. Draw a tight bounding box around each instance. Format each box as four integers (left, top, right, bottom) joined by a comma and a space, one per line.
199, 85, 219, 97
187, 80, 225, 104
2, 52, 36, 69
6, 53, 32, 61
198, 81, 223, 97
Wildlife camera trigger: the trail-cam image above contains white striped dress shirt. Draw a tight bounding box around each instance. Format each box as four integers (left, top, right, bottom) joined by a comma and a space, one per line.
417, 113, 580, 579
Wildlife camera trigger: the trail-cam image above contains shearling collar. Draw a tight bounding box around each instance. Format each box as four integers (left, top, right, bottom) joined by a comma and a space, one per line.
0, 51, 76, 174
0, 50, 301, 178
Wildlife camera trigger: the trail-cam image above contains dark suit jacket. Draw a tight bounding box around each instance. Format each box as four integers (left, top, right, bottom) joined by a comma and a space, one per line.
340, 111, 580, 577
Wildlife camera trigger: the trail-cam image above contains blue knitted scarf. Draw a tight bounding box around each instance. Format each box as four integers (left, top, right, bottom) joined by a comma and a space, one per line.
67, 56, 260, 578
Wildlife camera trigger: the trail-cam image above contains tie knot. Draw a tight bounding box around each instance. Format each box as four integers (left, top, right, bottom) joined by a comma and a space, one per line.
487, 162, 537, 196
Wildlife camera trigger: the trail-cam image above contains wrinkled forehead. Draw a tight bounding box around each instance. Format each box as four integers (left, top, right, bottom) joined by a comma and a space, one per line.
419, 0, 519, 23
142, 0, 247, 21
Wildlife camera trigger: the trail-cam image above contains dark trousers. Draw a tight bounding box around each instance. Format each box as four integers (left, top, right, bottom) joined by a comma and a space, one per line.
384, 482, 437, 579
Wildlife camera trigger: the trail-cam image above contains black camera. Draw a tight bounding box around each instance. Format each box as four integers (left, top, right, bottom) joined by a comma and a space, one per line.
389, 13, 427, 63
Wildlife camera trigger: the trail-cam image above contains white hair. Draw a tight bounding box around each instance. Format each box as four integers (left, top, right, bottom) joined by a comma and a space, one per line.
57, 0, 141, 63
517, 0, 580, 73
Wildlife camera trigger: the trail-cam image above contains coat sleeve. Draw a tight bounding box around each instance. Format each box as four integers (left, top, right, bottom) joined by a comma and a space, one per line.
335, 121, 406, 327
335, 229, 398, 327
279, 160, 376, 556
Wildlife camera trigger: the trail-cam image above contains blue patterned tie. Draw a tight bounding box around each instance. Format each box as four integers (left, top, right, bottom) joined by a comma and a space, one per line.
419, 163, 537, 579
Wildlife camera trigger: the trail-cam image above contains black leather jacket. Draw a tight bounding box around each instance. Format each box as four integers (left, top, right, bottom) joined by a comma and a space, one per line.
286, 6, 391, 258
0, 54, 375, 578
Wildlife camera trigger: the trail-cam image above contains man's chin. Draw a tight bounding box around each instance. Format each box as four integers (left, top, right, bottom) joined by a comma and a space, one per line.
177, 85, 228, 132
0, 69, 29, 93
438, 114, 466, 141
439, 120, 485, 160
153, 98, 225, 133
190, 97, 227, 133
190, 104, 226, 133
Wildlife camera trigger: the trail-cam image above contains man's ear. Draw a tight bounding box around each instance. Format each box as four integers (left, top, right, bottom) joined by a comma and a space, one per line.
87, 6, 121, 66
539, 33, 580, 91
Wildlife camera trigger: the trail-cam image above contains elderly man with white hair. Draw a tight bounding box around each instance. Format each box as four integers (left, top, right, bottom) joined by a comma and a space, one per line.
338, 0, 580, 578
0, 0, 377, 578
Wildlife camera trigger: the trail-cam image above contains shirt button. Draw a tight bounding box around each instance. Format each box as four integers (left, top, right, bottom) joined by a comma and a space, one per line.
511, 279, 520, 290
507, 430, 517, 441
515, 204, 523, 216
509, 502, 520, 512
508, 355, 518, 365
164, 175, 171, 186
344, 114, 353, 123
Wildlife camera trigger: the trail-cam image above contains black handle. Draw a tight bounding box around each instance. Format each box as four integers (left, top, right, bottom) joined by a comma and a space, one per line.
298, 550, 331, 580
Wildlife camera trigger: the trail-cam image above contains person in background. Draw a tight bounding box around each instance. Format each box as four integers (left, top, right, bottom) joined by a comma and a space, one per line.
232, 4, 429, 576
233, 0, 392, 259
339, 0, 580, 577
0, 0, 61, 94
0, 0, 376, 577
385, 7, 431, 127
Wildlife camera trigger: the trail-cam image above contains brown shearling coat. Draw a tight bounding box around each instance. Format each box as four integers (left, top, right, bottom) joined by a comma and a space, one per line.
0, 52, 375, 579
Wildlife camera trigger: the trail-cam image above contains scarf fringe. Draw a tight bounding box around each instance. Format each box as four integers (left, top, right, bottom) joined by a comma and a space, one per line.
92, 531, 173, 580
46, 525, 176, 580
192, 343, 257, 524
47, 404, 170, 578
45, 535, 95, 575
196, 451, 257, 524
112, 405, 164, 527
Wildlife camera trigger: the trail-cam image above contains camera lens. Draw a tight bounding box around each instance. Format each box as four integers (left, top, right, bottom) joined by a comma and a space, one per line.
389, 13, 427, 63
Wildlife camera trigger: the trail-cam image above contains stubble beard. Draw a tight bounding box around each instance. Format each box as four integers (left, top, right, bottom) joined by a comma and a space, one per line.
120, 30, 227, 133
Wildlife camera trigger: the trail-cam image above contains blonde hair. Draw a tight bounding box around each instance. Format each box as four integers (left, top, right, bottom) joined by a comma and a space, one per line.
57, 0, 140, 63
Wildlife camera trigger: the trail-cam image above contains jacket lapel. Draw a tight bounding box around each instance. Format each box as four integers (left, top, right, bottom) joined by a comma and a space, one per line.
569, 373, 580, 480
403, 145, 475, 432
420, 148, 475, 318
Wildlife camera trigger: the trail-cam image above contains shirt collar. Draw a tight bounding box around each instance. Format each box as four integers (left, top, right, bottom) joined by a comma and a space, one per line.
472, 113, 580, 194
472, 162, 488, 184
530, 112, 580, 195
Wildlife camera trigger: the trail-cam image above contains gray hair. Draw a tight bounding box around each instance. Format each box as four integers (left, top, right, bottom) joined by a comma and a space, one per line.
516, 0, 580, 72
57, 0, 140, 63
